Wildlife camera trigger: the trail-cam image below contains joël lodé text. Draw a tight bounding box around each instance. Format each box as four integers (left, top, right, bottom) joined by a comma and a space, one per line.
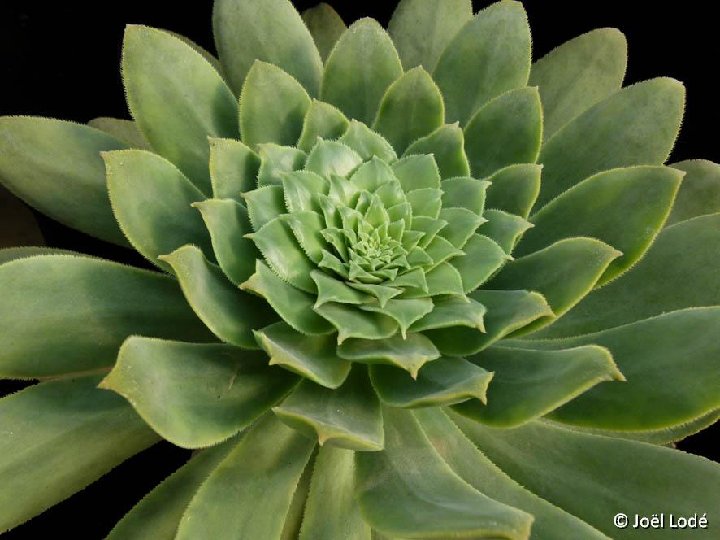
624, 512, 708, 530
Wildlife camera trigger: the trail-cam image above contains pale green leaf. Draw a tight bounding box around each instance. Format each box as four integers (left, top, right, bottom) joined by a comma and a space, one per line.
314, 303, 399, 343
298, 100, 350, 153
306, 139, 363, 178
339, 120, 398, 162
440, 177, 489, 215
404, 124, 471, 179
484, 164, 542, 218
88, 117, 150, 149
411, 296, 486, 332
338, 333, 440, 378
480, 209, 532, 253
209, 137, 261, 199
451, 234, 508, 293
257, 144, 307, 187
667, 159, 720, 225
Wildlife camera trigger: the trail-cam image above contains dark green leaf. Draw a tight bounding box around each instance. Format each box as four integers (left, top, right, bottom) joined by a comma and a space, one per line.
667, 159, 720, 225
209, 137, 261, 199
484, 164, 542, 218
404, 124, 471, 179
88, 117, 150, 149
301, 3, 347, 62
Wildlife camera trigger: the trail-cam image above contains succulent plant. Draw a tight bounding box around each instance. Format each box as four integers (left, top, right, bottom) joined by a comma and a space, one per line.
1, 0, 719, 538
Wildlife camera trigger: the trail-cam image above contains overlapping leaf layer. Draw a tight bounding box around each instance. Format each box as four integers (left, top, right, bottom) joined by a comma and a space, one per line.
0, 0, 718, 538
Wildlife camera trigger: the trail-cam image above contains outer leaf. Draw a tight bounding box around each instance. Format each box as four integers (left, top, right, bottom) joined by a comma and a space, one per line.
464, 87, 542, 178
104, 150, 212, 271
301, 3, 347, 62
434, 1, 531, 125
373, 67, 444, 154
404, 124, 471, 179
299, 446, 371, 540
0, 377, 158, 531
161, 245, 276, 349
209, 137, 261, 199
254, 322, 351, 389
0, 246, 76, 265
274, 368, 383, 451
108, 441, 235, 540
88, 117, 150, 149
451, 234, 508, 293
356, 407, 533, 540
537, 78, 685, 206
388, 0, 473, 71
520, 166, 682, 284
484, 164, 542, 218
321, 19, 403, 124
176, 415, 316, 539
455, 345, 622, 427
480, 209, 533, 253
100, 337, 297, 448
0, 255, 213, 379
338, 333, 440, 378
122, 25, 238, 193
452, 413, 720, 540
666, 159, 720, 225
298, 100, 350, 152
0, 117, 128, 245
213, 0, 323, 96
240, 61, 311, 147
530, 29, 627, 139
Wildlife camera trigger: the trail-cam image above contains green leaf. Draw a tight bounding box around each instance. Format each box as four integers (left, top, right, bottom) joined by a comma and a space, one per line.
455, 345, 622, 427
350, 157, 397, 192
161, 30, 225, 78
451, 234, 508, 293
240, 61, 311, 147
411, 296, 486, 332
519, 308, 720, 432
298, 100, 350, 153
438, 207, 485, 248
0, 255, 213, 379
314, 303, 399, 343
0, 246, 76, 266
280, 450, 315, 540
535, 213, 720, 338
404, 124, 471, 179
392, 154, 442, 191
321, 18, 403, 124
306, 139, 363, 178
209, 138, 260, 199
212, 0, 322, 96
485, 164, 542, 218
440, 177, 489, 215
451, 413, 720, 540
88, 117, 150, 149
257, 144, 307, 187
464, 87, 542, 178
274, 367, 383, 451
283, 171, 329, 213
388, 0, 473, 71
338, 333, 440, 377
530, 28, 627, 140
104, 150, 212, 271
241, 260, 333, 335
0, 185, 43, 248
356, 407, 533, 539
194, 198, 258, 286
425, 289, 552, 356
161, 245, 276, 349
312, 270, 370, 306
487, 238, 620, 333
425, 261, 465, 296
255, 322, 351, 389
299, 446, 371, 540
537, 78, 685, 206
301, 3, 347, 62
520, 166, 682, 284
480, 209, 533, 253
667, 159, 720, 225
176, 414, 316, 539
434, 1, 531, 125
416, 409, 610, 540
0, 116, 128, 245
362, 298, 434, 339
373, 67, 444, 154
0, 377, 158, 531
339, 120, 398, 162
122, 25, 237, 194
108, 441, 235, 540
101, 337, 296, 448
371, 357, 493, 408
244, 185, 286, 230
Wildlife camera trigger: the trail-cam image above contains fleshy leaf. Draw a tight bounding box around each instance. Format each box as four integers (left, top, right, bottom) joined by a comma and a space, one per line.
455, 345, 622, 427
101, 338, 297, 448
464, 87, 542, 178
321, 18, 403, 124
480, 209, 533, 253
370, 357, 493, 408
425, 289, 552, 356
240, 61, 311, 147
356, 407, 533, 539
255, 322, 351, 389
306, 139, 363, 178
0, 117, 128, 245
104, 150, 213, 271
537, 78, 685, 206
373, 67, 444, 154
301, 3, 347, 62
530, 28, 627, 140
88, 117, 150, 149
451, 413, 720, 540
433, 0, 531, 125
362, 298, 434, 338
312, 271, 369, 306
425, 261, 465, 296
283, 171, 328, 213
212, 0, 322, 96
314, 303, 398, 343
411, 296, 486, 332
441, 177, 489, 216
666, 159, 720, 225
298, 100, 350, 153
274, 368, 383, 451
0, 255, 213, 379
257, 144, 307, 187
122, 25, 237, 193
176, 415, 316, 539
161, 245, 276, 349
338, 333, 440, 378
339, 120, 398, 162
0, 246, 77, 265
209, 137, 260, 199
485, 164, 542, 218
451, 234, 508, 293
438, 207, 485, 248
244, 185, 286, 230
388, 0, 473, 71
404, 124, 471, 179
0, 377, 158, 531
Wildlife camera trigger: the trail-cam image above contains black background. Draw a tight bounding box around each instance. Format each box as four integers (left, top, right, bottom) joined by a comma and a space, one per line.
1, 1, 718, 537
